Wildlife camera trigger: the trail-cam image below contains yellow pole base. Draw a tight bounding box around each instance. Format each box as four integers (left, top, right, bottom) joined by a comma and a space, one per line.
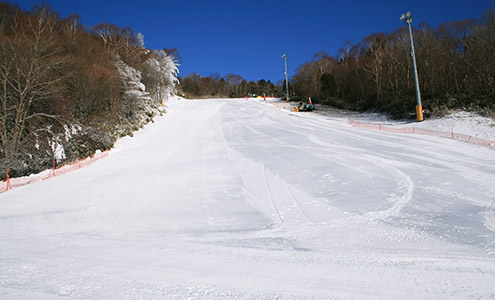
416, 105, 423, 122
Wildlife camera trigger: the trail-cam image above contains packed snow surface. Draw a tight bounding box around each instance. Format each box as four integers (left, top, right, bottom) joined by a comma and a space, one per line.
1, 98, 494, 299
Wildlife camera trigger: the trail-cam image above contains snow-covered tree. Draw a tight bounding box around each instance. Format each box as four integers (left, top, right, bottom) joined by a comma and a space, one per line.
113, 57, 153, 128
137, 33, 145, 48
114, 58, 149, 101
142, 50, 179, 105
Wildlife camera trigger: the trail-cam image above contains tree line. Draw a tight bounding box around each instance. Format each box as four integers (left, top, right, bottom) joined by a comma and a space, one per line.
179, 73, 281, 98
291, 9, 495, 119
0, 2, 178, 178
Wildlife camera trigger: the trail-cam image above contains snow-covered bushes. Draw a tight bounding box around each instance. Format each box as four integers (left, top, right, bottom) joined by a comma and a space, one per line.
142, 50, 179, 105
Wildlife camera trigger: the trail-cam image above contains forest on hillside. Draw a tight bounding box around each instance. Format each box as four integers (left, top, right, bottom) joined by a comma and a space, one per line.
0, 2, 179, 178
179, 73, 281, 99
291, 9, 495, 119
180, 10, 495, 120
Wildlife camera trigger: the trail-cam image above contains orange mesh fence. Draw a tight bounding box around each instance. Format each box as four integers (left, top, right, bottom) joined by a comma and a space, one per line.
348, 117, 495, 150
0, 150, 110, 194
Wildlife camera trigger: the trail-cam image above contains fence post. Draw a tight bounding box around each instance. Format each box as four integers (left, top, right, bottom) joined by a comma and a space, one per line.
7, 168, 11, 190
379, 122, 382, 131
451, 128, 454, 139
53, 159, 56, 177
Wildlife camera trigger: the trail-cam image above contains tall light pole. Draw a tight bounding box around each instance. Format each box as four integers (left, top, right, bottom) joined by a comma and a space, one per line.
282, 54, 289, 102
400, 11, 423, 122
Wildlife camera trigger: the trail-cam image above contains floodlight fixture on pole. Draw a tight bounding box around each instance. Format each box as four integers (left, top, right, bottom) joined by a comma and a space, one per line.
400, 11, 423, 122
282, 54, 289, 102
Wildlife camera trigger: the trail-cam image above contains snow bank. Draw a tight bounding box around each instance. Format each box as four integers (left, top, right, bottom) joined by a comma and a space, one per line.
262, 98, 495, 142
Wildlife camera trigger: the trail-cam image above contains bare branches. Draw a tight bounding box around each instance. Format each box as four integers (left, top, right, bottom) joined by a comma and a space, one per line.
0, 5, 68, 159
291, 9, 495, 117
92, 23, 143, 62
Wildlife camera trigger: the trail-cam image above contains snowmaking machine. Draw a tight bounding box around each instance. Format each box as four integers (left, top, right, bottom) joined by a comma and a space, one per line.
293, 98, 316, 112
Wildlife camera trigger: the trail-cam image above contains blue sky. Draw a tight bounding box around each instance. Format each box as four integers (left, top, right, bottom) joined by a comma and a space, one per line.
13, 0, 495, 83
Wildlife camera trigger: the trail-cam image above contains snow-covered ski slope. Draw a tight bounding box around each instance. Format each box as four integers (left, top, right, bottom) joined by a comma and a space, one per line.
1, 98, 494, 299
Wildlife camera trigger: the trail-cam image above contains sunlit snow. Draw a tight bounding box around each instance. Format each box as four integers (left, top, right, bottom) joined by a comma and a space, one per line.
0, 98, 494, 299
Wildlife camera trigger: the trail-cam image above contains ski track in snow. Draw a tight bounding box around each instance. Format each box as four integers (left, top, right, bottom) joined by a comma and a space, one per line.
0, 98, 494, 299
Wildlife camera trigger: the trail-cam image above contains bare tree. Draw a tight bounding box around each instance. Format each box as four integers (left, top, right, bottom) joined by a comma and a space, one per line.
0, 9, 67, 159
363, 33, 389, 101
226, 74, 243, 97
93, 23, 142, 63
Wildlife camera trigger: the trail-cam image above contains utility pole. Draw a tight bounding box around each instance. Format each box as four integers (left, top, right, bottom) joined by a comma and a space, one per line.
282, 54, 289, 102
400, 11, 423, 122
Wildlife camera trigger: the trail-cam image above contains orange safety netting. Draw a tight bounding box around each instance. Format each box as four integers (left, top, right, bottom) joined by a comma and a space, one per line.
348, 117, 495, 150
0, 150, 110, 194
